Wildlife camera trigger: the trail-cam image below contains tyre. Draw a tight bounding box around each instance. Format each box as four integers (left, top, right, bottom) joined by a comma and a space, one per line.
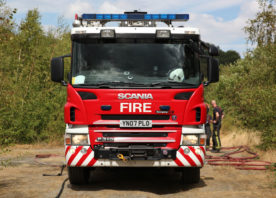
68, 167, 90, 185
181, 167, 200, 184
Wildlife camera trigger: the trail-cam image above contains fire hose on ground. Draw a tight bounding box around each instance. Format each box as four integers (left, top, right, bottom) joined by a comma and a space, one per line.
206, 146, 275, 170
33, 146, 275, 198
34, 154, 67, 198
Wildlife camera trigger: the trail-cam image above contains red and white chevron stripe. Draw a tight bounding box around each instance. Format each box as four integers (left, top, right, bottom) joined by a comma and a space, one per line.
65, 146, 97, 167
65, 145, 205, 167
174, 146, 205, 167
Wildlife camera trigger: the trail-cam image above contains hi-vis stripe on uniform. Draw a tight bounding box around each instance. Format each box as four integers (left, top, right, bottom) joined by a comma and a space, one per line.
65, 146, 205, 167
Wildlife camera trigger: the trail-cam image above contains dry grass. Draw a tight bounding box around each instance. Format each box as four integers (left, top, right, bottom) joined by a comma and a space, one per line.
221, 129, 261, 147
221, 129, 276, 162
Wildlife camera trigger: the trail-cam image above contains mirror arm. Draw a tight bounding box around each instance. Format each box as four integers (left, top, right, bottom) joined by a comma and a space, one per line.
61, 80, 67, 86
61, 54, 71, 58
203, 81, 209, 86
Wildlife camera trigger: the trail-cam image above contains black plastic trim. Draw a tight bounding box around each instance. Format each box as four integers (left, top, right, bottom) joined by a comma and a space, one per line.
101, 114, 170, 120
77, 91, 97, 100
94, 146, 177, 160
196, 107, 201, 122
174, 92, 194, 100
70, 107, 75, 122
101, 105, 112, 111
71, 33, 200, 41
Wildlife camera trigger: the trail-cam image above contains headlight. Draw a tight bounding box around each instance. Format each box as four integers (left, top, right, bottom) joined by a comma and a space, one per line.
71, 134, 89, 145
156, 30, 171, 38
182, 135, 198, 145
100, 29, 115, 38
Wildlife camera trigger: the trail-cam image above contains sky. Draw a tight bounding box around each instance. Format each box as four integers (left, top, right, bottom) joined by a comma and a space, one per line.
7, 0, 260, 55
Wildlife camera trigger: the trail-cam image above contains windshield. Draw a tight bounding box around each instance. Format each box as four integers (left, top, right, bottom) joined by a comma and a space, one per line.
72, 40, 201, 88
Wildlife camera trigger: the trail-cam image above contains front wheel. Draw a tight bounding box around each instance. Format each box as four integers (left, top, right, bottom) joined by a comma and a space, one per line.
181, 167, 200, 184
68, 167, 90, 185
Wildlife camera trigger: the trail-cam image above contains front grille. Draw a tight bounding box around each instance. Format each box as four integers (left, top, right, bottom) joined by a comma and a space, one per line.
101, 115, 170, 120
102, 143, 167, 147
103, 132, 168, 137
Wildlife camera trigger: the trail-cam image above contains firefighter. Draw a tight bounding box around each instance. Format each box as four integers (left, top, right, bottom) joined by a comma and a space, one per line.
211, 100, 224, 152
205, 103, 212, 149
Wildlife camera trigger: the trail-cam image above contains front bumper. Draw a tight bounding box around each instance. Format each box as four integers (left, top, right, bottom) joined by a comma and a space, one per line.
65, 145, 206, 167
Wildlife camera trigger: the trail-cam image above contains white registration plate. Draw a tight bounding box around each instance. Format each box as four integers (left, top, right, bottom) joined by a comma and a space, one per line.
120, 120, 152, 128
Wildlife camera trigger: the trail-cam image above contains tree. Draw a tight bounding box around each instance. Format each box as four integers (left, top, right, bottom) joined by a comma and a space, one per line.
244, 0, 276, 46
219, 49, 241, 65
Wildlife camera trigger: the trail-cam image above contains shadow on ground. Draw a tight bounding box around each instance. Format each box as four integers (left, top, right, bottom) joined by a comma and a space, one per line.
70, 168, 207, 195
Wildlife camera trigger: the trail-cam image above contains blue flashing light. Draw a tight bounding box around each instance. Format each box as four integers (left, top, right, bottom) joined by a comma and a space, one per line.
103, 14, 111, 19
152, 14, 159, 20
119, 14, 127, 19
160, 14, 168, 19
144, 14, 151, 20
96, 14, 103, 19
82, 14, 96, 19
168, 14, 176, 20
176, 14, 189, 20
81, 13, 189, 21
112, 14, 119, 19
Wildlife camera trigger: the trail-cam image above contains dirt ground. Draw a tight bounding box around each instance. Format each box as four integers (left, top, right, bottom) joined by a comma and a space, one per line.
0, 143, 275, 198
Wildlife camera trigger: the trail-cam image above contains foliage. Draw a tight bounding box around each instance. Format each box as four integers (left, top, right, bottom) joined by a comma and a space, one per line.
206, 0, 276, 150
0, 2, 70, 146
218, 49, 241, 65
206, 45, 276, 149
244, 0, 276, 46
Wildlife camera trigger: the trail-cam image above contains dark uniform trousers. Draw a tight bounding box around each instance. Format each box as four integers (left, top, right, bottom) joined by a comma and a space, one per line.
205, 124, 211, 147
212, 122, 221, 150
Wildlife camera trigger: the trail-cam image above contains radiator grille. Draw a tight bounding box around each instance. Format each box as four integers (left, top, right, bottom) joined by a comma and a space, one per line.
101, 115, 170, 120
103, 132, 168, 137
102, 143, 167, 147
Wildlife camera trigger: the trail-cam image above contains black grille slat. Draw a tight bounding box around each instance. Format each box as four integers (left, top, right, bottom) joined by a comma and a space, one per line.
70, 107, 75, 121
101, 115, 170, 120
196, 107, 201, 122
103, 132, 168, 137
103, 143, 167, 147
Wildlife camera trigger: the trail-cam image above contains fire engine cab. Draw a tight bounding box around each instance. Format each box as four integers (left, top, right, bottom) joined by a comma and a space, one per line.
51, 10, 219, 185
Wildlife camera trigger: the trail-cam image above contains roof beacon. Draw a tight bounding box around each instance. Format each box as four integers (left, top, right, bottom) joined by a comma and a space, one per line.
73, 13, 81, 27
79, 10, 189, 27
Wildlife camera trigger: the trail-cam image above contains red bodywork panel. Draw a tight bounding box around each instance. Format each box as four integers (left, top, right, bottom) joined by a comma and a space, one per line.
65, 84, 206, 150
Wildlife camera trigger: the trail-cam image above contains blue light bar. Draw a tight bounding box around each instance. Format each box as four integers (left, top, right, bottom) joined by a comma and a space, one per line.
81, 13, 189, 21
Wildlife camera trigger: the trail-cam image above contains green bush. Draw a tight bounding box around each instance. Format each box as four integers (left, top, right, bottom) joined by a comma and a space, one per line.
0, 6, 70, 146
206, 45, 276, 149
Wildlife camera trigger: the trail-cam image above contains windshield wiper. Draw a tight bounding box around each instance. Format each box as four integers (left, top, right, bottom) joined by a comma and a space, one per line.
77, 81, 148, 88
150, 81, 195, 87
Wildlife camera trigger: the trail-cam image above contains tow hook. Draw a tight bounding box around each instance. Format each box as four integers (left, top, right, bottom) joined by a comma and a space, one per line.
117, 154, 128, 162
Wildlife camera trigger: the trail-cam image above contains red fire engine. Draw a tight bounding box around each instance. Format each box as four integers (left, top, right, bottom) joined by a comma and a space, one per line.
51, 11, 219, 185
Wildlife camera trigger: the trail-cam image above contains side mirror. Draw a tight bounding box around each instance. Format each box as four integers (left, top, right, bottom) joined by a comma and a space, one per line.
207, 58, 219, 83
208, 45, 219, 56
51, 57, 64, 83
51, 54, 70, 85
